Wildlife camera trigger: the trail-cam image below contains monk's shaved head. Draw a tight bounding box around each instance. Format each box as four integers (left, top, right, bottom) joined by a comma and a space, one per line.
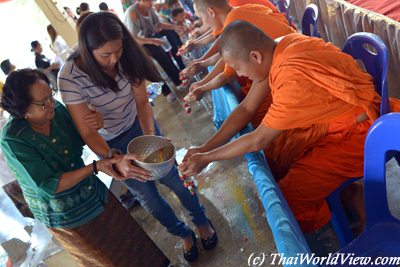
193, 0, 229, 12
219, 20, 275, 60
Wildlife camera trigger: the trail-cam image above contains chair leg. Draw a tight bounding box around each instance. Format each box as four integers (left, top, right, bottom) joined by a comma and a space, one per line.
327, 189, 356, 247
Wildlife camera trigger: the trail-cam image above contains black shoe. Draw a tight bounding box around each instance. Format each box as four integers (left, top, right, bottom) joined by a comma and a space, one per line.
201, 220, 218, 251
183, 231, 198, 262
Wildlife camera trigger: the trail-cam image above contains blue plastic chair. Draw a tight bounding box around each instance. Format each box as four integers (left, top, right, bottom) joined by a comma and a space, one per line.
339, 113, 400, 258
275, 0, 291, 22
327, 32, 391, 248
301, 4, 320, 37
342, 32, 390, 116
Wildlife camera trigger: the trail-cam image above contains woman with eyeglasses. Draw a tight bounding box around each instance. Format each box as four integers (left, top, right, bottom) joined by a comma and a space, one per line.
0, 69, 170, 266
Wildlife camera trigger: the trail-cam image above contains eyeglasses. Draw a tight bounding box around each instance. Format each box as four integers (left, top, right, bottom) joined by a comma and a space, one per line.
31, 91, 56, 110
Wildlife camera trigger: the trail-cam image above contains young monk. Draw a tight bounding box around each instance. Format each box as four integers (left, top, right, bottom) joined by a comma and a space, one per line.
184, 0, 296, 127
179, 0, 278, 56
179, 0, 281, 73
180, 21, 400, 232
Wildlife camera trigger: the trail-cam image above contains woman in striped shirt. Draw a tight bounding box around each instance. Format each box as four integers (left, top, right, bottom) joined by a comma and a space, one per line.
58, 12, 217, 262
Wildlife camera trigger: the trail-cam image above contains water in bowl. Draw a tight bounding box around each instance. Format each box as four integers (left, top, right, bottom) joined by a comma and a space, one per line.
142, 146, 174, 163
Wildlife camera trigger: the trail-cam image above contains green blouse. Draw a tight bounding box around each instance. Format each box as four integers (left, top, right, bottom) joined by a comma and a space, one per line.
1, 101, 108, 228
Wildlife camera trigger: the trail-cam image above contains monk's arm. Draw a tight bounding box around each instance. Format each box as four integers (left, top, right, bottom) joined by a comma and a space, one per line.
180, 124, 282, 176
196, 71, 236, 94
206, 125, 282, 161
194, 58, 226, 87
192, 30, 214, 48
202, 79, 270, 150
201, 53, 221, 68
198, 38, 219, 62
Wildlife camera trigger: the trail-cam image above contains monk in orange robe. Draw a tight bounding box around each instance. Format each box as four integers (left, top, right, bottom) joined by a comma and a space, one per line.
178, 0, 280, 56
185, 0, 296, 127
180, 21, 400, 232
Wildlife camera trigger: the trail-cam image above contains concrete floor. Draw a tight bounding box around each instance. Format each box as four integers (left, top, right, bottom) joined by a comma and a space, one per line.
131, 93, 278, 266
1, 91, 399, 266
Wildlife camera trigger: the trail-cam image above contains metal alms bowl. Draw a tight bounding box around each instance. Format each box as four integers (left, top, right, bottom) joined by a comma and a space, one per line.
127, 135, 175, 180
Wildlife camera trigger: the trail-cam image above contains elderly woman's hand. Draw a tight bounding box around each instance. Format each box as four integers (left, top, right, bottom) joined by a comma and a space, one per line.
113, 154, 152, 182
96, 156, 124, 180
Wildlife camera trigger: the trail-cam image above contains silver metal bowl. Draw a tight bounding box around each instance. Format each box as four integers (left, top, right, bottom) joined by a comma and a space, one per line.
127, 135, 175, 180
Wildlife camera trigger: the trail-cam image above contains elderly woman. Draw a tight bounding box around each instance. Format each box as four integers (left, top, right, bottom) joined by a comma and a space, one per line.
0, 69, 169, 267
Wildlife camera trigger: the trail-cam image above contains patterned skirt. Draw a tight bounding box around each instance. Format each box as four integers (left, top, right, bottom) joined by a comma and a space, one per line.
49, 192, 170, 267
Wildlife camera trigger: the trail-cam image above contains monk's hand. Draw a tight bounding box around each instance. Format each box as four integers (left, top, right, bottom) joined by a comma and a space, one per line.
84, 107, 104, 130
179, 68, 190, 81
178, 39, 194, 55
179, 153, 209, 177
187, 60, 204, 76
180, 60, 204, 81
113, 154, 152, 182
183, 146, 207, 162
185, 82, 204, 102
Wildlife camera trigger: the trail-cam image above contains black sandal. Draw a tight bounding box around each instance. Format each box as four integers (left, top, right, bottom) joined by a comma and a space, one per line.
183, 230, 198, 262
201, 220, 218, 251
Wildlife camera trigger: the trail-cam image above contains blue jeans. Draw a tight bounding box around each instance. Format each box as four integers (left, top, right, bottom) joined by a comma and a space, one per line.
106, 117, 208, 238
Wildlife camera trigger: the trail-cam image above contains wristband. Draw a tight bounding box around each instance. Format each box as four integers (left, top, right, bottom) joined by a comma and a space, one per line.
93, 160, 98, 175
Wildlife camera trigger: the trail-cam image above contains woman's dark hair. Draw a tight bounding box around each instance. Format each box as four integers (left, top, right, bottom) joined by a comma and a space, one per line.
0, 69, 50, 119
47, 24, 57, 44
1, 59, 12, 75
172, 7, 185, 17
76, 2, 89, 15
76, 11, 93, 32
75, 12, 161, 92
99, 2, 109, 11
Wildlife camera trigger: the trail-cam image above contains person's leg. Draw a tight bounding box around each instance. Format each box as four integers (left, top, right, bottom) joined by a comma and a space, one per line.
159, 166, 208, 228
107, 119, 191, 238
158, 30, 185, 70
143, 44, 181, 88
123, 177, 192, 238
277, 123, 368, 233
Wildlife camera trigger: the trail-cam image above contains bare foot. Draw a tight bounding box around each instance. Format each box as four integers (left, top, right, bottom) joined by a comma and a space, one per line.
341, 182, 366, 233
183, 233, 194, 251
198, 222, 215, 240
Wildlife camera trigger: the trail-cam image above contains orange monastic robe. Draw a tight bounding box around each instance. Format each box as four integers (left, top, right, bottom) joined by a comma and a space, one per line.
263, 33, 383, 232
229, 0, 280, 13
220, 4, 297, 127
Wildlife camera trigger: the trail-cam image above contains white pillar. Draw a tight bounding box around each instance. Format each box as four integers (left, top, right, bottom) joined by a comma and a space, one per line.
34, 0, 77, 48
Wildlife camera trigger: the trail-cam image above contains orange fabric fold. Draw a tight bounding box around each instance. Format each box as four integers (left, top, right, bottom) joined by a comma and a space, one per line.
237, 77, 272, 127
229, 0, 279, 13
261, 33, 381, 231
214, 4, 296, 40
